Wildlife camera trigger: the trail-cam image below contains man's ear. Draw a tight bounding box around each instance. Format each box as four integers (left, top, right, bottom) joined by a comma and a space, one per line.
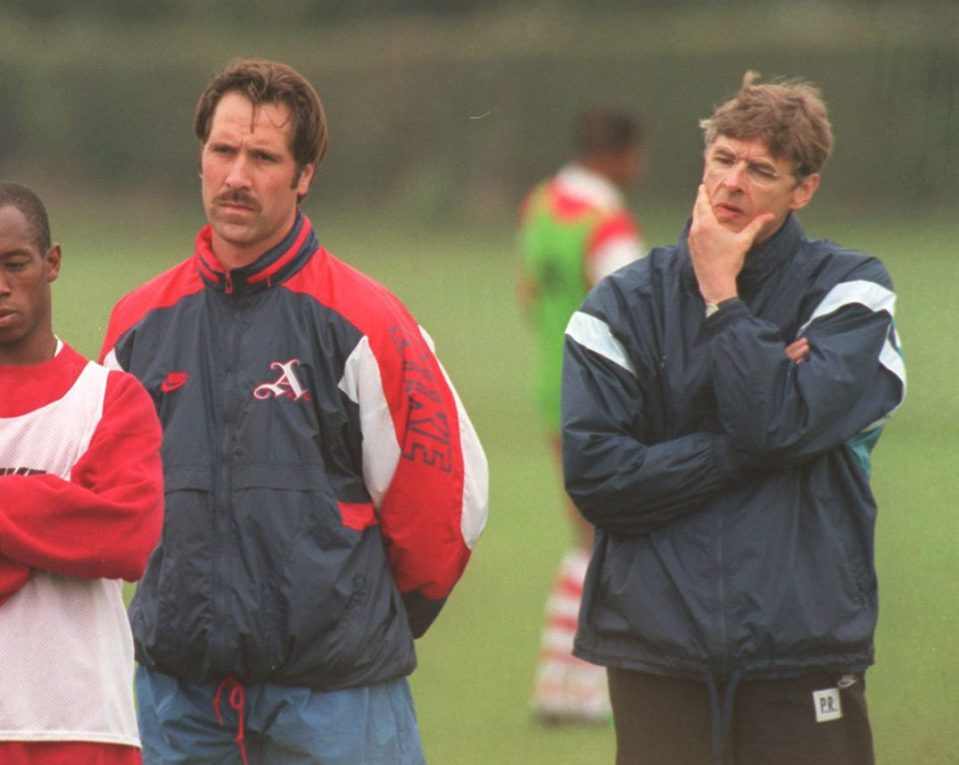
790, 173, 820, 212
295, 163, 316, 198
45, 244, 62, 283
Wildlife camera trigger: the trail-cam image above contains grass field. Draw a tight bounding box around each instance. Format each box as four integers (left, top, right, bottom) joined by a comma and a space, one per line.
47, 194, 957, 764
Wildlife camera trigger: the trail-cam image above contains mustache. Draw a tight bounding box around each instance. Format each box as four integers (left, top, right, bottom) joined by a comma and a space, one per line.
214, 190, 258, 209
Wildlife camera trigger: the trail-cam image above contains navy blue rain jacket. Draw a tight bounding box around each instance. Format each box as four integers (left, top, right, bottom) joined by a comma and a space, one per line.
562, 215, 905, 682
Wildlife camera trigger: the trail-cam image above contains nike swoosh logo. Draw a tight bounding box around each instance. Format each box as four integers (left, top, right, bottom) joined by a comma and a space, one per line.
160, 372, 188, 393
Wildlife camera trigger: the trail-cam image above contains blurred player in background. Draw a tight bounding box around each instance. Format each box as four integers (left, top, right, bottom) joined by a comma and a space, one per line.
0, 181, 163, 764
517, 108, 646, 725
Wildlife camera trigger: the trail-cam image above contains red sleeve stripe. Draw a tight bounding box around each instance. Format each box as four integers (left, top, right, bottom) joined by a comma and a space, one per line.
292, 254, 487, 600
339, 330, 485, 551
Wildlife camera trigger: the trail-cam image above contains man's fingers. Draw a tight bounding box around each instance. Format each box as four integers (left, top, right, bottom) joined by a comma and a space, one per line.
785, 338, 810, 363
692, 184, 712, 224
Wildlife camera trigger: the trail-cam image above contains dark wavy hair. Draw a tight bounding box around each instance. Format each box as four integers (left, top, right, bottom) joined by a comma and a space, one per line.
194, 58, 328, 194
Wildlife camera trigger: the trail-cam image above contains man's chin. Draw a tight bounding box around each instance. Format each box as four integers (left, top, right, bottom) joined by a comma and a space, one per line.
211, 219, 255, 243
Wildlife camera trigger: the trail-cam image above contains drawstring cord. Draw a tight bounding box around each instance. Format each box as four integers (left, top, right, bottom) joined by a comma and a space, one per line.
705, 668, 744, 765
213, 676, 249, 765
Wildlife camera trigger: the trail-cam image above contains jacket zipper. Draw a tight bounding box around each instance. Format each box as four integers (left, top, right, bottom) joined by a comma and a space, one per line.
716, 502, 729, 678
211, 290, 242, 672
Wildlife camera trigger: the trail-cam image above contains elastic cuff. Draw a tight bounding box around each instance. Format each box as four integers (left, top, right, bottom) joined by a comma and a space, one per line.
402, 591, 446, 638
704, 298, 749, 333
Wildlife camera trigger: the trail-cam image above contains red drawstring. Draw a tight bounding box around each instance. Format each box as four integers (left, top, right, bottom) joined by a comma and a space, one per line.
213, 676, 249, 765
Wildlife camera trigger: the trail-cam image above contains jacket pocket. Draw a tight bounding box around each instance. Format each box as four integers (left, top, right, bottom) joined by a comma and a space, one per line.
134, 466, 216, 673
228, 463, 368, 677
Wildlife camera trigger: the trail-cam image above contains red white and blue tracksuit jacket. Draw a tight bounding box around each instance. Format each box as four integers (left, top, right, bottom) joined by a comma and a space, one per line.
100, 212, 488, 690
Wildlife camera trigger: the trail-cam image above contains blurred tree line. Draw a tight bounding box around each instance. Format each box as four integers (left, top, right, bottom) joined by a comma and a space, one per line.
0, 1, 955, 220
2, 0, 942, 23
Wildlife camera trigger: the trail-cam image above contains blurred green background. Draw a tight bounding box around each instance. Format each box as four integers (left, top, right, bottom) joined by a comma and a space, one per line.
3, 1, 957, 763
1, 0, 956, 217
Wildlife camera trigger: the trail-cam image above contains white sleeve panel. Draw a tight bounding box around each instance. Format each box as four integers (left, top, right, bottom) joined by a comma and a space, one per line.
565, 311, 638, 378
798, 279, 906, 391
339, 336, 401, 511
101, 348, 122, 372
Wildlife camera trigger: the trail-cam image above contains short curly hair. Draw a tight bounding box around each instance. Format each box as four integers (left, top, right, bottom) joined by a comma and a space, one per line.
0, 181, 51, 253
700, 71, 833, 179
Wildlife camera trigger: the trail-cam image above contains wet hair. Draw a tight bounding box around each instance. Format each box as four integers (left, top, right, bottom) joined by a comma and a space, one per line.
573, 107, 643, 157
0, 181, 52, 253
700, 71, 833, 178
194, 58, 328, 180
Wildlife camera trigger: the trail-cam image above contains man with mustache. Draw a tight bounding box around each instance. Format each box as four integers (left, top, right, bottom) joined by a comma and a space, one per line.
561, 73, 905, 764
101, 59, 488, 764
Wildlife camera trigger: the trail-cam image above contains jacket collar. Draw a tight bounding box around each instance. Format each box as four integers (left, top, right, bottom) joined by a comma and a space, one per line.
680, 213, 805, 300
195, 211, 320, 295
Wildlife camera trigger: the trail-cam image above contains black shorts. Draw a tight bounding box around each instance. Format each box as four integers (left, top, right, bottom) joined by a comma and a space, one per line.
607, 667, 874, 765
